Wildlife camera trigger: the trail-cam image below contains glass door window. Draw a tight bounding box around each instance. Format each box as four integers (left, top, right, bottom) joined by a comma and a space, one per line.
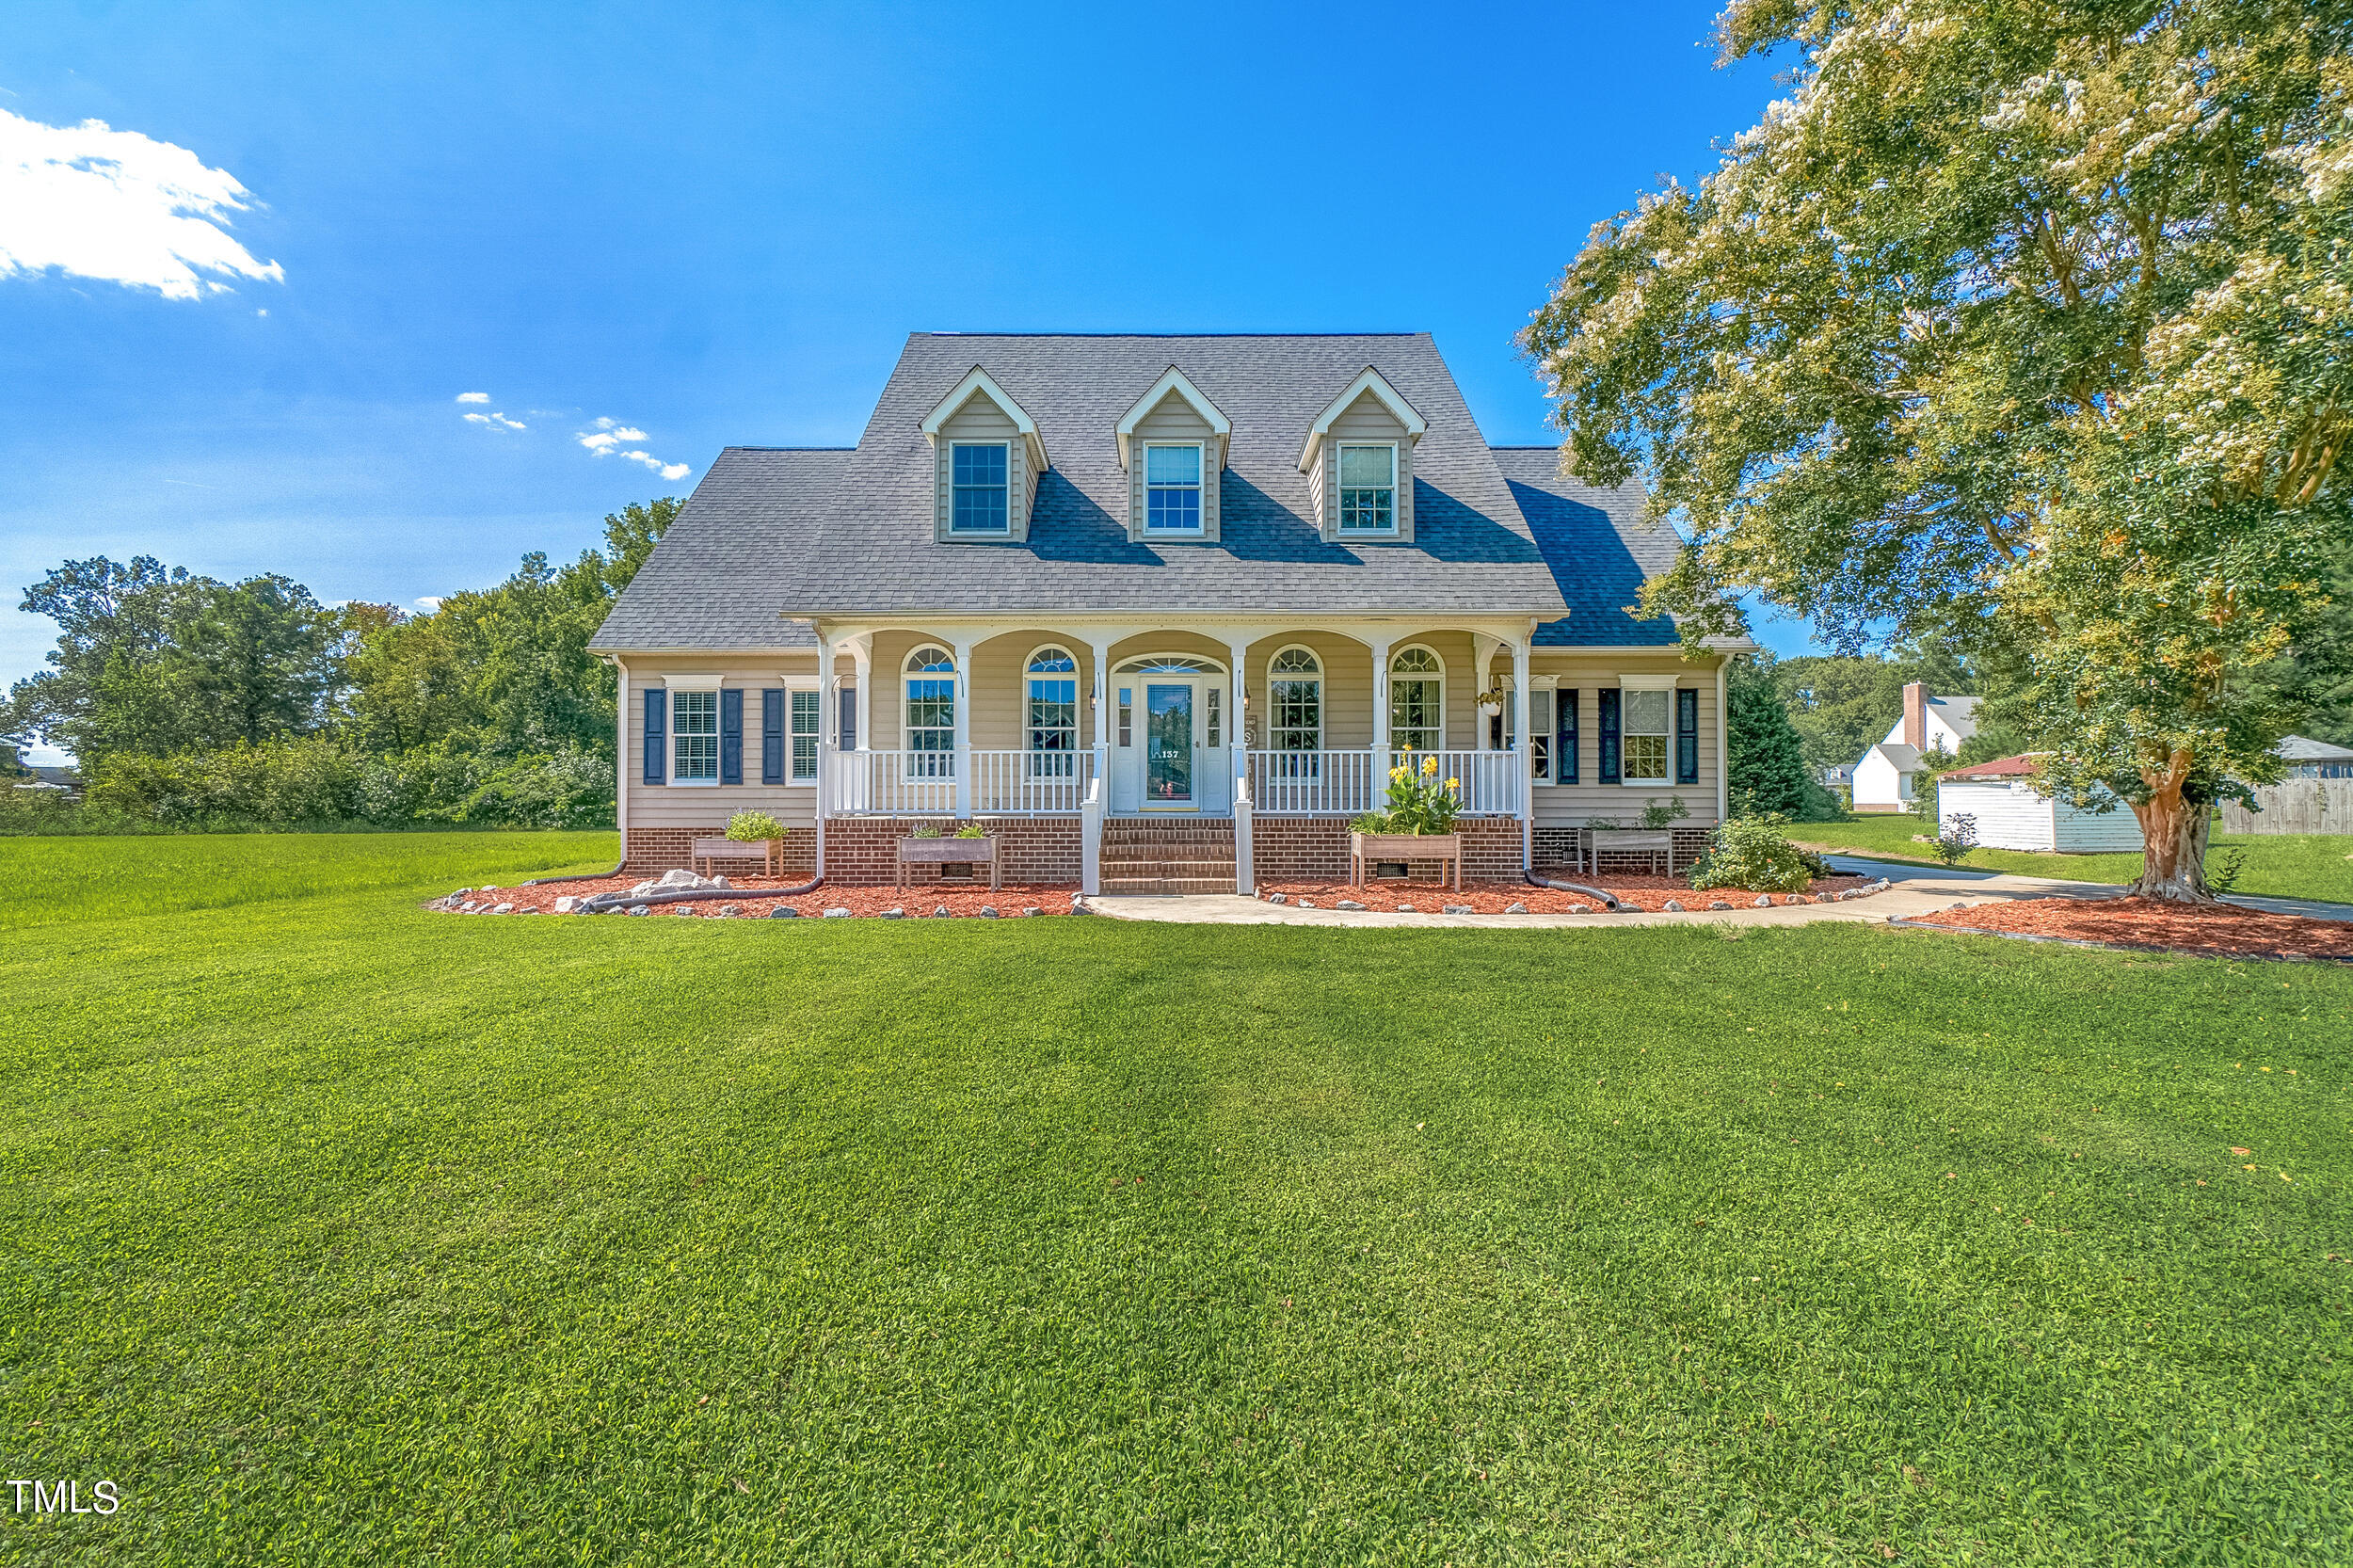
1146, 684, 1193, 801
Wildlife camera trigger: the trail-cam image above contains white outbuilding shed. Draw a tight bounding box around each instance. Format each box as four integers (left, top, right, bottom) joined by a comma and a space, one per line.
1936, 755, 2146, 853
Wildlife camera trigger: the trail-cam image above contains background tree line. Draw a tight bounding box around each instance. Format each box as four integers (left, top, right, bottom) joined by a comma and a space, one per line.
0, 501, 674, 830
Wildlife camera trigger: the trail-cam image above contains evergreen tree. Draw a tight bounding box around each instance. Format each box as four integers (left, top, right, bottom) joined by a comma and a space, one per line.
1726, 657, 1812, 817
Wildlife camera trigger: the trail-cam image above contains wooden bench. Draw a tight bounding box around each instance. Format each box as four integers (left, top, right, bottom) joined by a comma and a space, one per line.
896, 835, 1000, 890
691, 837, 784, 878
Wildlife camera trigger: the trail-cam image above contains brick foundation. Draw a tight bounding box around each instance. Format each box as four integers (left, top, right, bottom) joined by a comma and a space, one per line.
1250, 815, 1525, 883
1532, 824, 1712, 875
821, 816, 1082, 886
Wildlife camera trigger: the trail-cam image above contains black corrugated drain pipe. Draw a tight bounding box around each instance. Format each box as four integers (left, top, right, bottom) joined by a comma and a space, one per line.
575, 877, 826, 914
1524, 871, 1621, 910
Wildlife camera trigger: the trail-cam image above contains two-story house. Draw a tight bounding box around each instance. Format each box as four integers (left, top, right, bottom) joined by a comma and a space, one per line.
588, 332, 1752, 892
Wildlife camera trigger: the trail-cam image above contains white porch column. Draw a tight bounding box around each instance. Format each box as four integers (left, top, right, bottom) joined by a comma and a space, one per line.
951, 636, 973, 822
1513, 636, 1533, 871
1225, 632, 1255, 895
850, 637, 872, 753
1368, 637, 1392, 795
1087, 635, 1114, 792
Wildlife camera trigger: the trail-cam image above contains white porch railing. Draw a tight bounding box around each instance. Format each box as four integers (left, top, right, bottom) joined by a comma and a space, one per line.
827, 748, 1095, 816
1246, 748, 1524, 816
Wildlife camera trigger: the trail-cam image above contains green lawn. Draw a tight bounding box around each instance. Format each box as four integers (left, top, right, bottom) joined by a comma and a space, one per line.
1796, 815, 2353, 904
2, 834, 2346, 1564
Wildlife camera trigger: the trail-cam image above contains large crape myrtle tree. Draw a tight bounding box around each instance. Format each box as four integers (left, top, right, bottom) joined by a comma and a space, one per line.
1525, 0, 2353, 901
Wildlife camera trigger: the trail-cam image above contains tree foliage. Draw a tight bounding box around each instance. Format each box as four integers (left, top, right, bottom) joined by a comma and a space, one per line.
3, 499, 678, 827
1525, 0, 2353, 900
1725, 657, 1817, 816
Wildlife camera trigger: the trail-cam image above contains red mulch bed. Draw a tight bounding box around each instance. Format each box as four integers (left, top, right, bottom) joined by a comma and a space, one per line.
435, 874, 1080, 919
1255, 873, 1869, 914
1907, 896, 2353, 961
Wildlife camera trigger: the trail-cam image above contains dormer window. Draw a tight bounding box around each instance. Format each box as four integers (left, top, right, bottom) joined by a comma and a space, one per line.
1337, 444, 1396, 533
952, 442, 1009, 533
1144, 443, 1204, 534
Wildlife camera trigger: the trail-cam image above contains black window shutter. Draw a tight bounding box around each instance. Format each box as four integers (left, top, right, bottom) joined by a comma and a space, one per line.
839, 687, 856, 751
720, 688, 744, 785
761, 688, 785, 785
1599, 688, 1621, 784
1676, 687, 1700, 785
1557, 688, 1578, 784
642, 689, 666, 785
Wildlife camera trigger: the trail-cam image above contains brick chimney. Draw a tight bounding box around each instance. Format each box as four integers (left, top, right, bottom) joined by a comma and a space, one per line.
1902, 681, 1927, 751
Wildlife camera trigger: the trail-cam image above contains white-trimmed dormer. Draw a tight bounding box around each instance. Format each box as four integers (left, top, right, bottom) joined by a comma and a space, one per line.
1115, 367, 1231, 544
920, 366, 1048, 543
1298, 366, 1427, 544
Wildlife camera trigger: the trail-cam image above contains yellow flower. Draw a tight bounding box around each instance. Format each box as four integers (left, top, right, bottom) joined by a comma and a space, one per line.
1445, 777, 1459, 791
1421, 756, 1439, 776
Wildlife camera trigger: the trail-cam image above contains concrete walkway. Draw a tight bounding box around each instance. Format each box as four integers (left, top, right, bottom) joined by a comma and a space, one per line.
1085, 856, 2084, 930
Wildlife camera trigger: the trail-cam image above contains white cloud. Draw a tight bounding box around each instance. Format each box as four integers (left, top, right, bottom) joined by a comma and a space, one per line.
577, 416, 692, 485
456, 392, 489, 404
413, 596, 443, 612
463, 410, 524, 430
0, 106, 284, 299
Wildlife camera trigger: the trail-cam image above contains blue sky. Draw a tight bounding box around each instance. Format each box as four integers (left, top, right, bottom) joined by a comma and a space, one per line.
2, 1, 1814, 760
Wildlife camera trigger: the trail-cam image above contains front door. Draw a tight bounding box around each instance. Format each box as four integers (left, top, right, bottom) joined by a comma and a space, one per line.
1145, 683, 1193, 804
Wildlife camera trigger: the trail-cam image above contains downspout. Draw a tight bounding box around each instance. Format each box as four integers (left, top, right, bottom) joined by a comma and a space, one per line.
1716, 657, 1730, 824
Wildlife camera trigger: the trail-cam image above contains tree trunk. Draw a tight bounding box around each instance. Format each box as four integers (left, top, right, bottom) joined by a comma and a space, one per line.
2127, 759, 2217, 904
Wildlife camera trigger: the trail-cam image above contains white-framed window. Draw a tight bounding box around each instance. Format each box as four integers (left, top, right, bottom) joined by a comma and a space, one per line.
951, 443, 1008, 533
1338, 443, 1397, 534
1622, 685, 1673, 785
904, 645, 956, 776
1027, 645, 1078, 776
1268, 646, 1321, 752
1144, 443, 1203, 534
791, 688, 821, 781
1389, 646, 1443, 754
672, 689, 718, 783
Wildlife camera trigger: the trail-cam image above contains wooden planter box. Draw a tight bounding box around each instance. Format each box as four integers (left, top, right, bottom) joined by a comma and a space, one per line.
1350, 831, 1462, 890
1581, 828, 1673, 877
897, 835, 1000, 890
692, 837, 786, 877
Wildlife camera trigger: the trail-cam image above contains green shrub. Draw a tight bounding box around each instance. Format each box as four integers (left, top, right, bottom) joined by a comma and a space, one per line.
1688, 813, 1816, 894
726, 810, 786, 842
953, 822, 989, 840
910, 823, 941, 839
82, 740, 612, 832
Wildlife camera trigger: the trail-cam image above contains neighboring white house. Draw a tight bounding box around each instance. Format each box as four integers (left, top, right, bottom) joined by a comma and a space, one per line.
1851, 682, 1978, 811
1936, 754, 2145, 852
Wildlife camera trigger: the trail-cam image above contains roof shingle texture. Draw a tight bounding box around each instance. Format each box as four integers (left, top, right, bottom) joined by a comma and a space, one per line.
1488, 447, 1682, 648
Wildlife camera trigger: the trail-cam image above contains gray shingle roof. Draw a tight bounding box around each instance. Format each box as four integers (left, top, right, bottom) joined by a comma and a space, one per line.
1488, 446, 1686, 648
590, 448, 847, 650
593, 334, 1574, 650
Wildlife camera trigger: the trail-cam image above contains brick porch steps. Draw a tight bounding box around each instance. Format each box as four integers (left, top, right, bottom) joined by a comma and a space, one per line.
1100, 818, 1237, 895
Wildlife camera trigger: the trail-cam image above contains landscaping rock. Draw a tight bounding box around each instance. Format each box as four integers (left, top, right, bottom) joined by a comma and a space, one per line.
1443, 904, 1474, 915
1568, 904, 1590, 914
1336, 900, 1367, 911
490, 903, 514, 914
881, 907, 904, 919
1662, 899, 1685, 912
1754, 895, 1773, 907
658, 869, 702, 889
1299, 899, 1316, 909
767, 906, 800, 919
719, 904, 742, 917
553, 896, 578, 914
1505, 902, 1529, 914
1023, 906, 1042, 917
517, 908, 539, 916
458, 901, 478, 913
1708, 900, 1732, 911
628, 905, 649, 916
1396, 904, 1416, 913
979, 905, 1000, 918
823, 906, 852, 919
934, 905, 952, 918
1268, 893, 1289, 904
711, 875, 730, 889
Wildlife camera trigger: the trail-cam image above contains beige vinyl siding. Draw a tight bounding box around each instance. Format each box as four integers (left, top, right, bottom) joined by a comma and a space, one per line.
1319, 391, 1415, 543
934, 397, 1029, 543
625, 657, 824, 830
968, 631, 1098, 750
1127, 393, 1222, 542
1529, 656, 1722, 825
1231, 631, 1374, 749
